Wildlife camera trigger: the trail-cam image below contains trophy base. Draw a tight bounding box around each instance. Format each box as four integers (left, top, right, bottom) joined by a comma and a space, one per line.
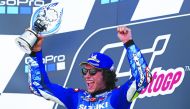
15, 37, 32, 54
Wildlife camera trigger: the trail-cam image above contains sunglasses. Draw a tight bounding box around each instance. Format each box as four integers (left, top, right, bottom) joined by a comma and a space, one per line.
81, 68, 102, 76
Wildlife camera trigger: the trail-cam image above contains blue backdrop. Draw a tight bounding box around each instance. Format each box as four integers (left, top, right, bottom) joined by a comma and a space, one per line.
0, 0, 189, 109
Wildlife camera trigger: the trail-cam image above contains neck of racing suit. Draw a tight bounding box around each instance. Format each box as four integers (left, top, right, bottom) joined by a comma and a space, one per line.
91, 88, 111, 97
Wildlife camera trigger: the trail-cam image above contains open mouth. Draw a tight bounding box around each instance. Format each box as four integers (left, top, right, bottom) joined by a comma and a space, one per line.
86, 80, 95, 90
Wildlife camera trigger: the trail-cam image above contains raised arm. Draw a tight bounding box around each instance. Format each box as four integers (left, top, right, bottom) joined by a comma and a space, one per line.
27, 36, 77, 108
117, 26, 152, 102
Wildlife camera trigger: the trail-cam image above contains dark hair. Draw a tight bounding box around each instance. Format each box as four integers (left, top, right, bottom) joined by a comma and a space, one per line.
102, 69, 118, 90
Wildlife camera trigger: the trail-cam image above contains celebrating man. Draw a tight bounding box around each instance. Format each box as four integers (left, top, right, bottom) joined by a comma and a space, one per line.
27, 26, 152, 109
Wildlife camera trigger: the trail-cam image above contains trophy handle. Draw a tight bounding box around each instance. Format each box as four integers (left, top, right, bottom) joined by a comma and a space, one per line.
15, 29, 38, 54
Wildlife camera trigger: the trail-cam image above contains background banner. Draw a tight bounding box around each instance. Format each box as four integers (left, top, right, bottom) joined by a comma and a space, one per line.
0, 0, 189, 109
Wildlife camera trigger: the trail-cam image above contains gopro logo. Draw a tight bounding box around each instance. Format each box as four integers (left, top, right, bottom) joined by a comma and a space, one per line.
25, 54, 66, 72
0, 0, 45, 14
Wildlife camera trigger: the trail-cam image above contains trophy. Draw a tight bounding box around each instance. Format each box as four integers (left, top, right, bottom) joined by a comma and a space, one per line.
15, 2, 63, 54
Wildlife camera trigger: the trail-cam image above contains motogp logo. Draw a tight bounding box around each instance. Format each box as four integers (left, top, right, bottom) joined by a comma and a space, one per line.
139, 67, 185, 98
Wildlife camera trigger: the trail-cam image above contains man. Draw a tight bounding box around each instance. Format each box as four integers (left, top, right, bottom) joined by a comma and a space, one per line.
28, 26, 152, 109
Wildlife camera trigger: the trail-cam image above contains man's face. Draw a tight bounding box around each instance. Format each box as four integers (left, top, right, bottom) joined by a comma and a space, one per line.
82, 64, 106, 94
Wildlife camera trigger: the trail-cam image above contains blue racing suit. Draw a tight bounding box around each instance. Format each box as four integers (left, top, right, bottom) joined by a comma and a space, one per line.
27, 40, 152, 109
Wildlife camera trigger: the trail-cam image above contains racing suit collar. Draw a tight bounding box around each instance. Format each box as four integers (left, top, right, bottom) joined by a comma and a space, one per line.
91, 88, 111, 97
